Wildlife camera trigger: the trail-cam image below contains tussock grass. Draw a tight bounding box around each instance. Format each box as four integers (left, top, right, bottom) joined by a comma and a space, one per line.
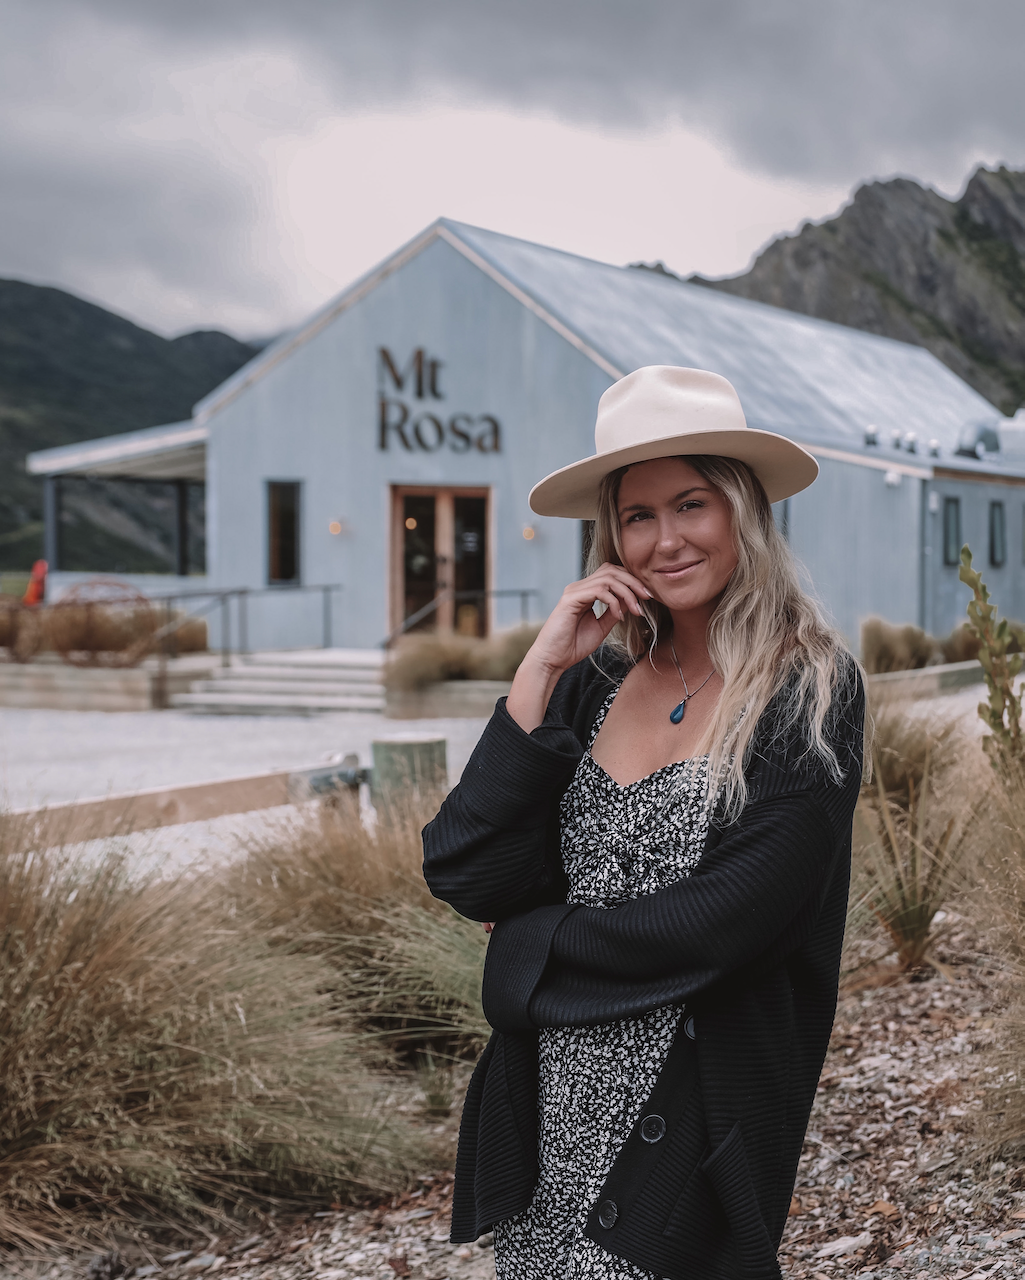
224, 796, 489, 1062
0, 810, 441, 1249
385, 624, 541, 691
845, 695, 978, 979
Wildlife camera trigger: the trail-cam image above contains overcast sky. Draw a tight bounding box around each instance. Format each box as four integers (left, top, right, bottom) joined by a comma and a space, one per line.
2, 0, 1023, 338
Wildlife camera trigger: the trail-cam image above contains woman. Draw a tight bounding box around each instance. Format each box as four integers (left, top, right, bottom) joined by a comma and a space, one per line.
423, 366, 865, 1280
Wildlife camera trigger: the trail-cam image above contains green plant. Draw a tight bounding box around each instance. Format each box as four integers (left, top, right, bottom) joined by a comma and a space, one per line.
857, 751, 974, 973
959, 545, 1025, 771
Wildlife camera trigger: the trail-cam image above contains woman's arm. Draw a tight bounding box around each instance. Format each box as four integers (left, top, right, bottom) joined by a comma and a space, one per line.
481, 788, 844, 1031
481, 681, 865, 1031
422, 563, 649, 921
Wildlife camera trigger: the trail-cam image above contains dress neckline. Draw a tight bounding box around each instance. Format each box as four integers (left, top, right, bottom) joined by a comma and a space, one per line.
586, 682, 709, 791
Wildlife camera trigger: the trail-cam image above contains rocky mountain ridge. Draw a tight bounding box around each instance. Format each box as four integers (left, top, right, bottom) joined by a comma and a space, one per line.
689, 165, 1025, 417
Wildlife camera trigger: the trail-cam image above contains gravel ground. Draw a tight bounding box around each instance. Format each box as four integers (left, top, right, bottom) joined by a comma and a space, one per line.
12, 936, 1021, 1280
0, 709, 489, 810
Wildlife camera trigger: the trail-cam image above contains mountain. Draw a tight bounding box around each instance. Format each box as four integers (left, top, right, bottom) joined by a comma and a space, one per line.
0, 279, 258, 571
687, 165, 1025, 418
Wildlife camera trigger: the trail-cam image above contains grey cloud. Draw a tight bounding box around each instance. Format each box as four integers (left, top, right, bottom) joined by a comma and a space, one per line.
75, 0, 1025, 183
2, 0, 1024, 333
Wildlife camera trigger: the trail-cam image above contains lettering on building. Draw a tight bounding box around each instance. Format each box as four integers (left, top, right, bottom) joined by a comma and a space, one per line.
377, 347, 501, 453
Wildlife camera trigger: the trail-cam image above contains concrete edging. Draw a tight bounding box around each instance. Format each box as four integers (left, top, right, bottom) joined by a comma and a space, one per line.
866, 658, 984, 699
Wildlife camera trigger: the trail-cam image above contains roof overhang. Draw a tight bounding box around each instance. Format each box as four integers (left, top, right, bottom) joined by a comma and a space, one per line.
26, 421, 207, 482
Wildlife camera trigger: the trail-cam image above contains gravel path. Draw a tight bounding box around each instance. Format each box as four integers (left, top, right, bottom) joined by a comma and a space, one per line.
0, 709, 489, 811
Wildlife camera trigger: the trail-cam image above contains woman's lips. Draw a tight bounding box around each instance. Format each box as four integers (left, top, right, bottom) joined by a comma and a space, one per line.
654, 560, 702, 580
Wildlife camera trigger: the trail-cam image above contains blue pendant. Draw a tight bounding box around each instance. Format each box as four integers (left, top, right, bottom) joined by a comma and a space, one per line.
670, 698, 687, 725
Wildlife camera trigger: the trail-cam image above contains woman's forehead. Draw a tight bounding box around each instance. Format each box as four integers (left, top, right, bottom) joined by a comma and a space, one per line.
620, 456, 706, 494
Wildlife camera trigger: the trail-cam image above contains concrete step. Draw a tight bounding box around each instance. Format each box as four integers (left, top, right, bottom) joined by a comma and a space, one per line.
240, 649, 384, 670
192, 678, 385, 701
170, 690, 386, 716
224, 664, 383, 686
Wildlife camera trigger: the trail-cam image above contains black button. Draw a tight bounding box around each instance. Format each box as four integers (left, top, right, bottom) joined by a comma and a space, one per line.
684, 1014, 696, 1040
640, 1113, 666, 1143
598, 1199, 618, 1229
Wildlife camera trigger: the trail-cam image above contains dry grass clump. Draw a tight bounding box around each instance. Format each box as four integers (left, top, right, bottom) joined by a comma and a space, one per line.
861, 614, 1025, 674
225, 797, 489, 1062
0, 815, 437, 1249
41, 605, 207, 658
385, 624, 541, 691
845, 695, 979, 979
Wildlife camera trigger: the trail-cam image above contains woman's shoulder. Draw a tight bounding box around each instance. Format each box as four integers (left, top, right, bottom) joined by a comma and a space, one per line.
749, 648, 865, 784
546, 648, 631, 728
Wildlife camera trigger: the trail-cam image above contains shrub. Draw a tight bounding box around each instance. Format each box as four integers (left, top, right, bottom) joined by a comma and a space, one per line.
0, 816, 437, 1248
385, 624, 541, 691
959, 545, 1025, 773
225, 797, 488, 1062
868, 693, 961, 808
860, 617, 940, 674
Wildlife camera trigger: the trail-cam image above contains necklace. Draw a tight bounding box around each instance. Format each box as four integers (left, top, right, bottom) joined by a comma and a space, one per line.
667, 639, 715, 725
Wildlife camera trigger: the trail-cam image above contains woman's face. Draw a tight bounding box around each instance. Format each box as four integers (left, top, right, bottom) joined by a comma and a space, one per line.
616, 457, 739, 615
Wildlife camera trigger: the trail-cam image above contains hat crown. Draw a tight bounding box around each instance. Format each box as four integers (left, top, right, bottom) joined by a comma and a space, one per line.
595, 365, 748, 456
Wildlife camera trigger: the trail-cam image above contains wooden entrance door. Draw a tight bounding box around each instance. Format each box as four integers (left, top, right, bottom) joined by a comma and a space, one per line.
391, 487, 490, 637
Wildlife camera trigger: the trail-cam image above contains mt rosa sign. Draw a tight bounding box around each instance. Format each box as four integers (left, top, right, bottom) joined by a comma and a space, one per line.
377, 347, 501, 453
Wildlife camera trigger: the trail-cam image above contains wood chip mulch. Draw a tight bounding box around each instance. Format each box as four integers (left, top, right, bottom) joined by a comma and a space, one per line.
11, 943, 1025, 1280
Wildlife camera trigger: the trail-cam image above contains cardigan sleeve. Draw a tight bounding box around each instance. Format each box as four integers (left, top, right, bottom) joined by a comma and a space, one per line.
481, 780, 850, 1031
421, 696, 584, 921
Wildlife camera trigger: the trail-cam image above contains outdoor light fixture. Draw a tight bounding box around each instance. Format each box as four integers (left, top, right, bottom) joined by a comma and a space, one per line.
405, 517, 417, 530
523, 526, 536, 540
891, 429, 903, 449
884, 469, 902, 488
904, 432, 918, 453
929, 439, 941, 457
864, 426, 879, 446
329, 521, 342, 535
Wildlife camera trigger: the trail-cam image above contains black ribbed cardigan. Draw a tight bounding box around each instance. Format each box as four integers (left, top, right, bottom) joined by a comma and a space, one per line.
422, 652, 864, 1280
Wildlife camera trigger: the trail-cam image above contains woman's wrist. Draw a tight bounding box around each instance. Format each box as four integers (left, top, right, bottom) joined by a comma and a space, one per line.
507, 651, 565, 733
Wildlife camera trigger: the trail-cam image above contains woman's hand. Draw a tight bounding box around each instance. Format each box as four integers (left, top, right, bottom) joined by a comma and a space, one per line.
506, 563, 651, 732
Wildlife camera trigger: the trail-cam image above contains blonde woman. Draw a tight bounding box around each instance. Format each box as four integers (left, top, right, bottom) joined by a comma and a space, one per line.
423, 367, 865, 1280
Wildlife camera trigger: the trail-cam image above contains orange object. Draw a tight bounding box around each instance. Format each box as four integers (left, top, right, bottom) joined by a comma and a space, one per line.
22, 559, 47, 606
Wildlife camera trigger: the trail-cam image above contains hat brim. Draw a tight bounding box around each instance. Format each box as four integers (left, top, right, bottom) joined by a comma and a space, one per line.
528, 428, 819, 518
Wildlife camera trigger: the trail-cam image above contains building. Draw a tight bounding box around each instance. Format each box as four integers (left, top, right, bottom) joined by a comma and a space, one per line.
28, 218, 1025, 651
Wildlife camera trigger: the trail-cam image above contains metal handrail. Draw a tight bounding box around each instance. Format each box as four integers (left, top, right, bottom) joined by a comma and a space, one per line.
147, 583, 342, 668
383, 587, 539, 649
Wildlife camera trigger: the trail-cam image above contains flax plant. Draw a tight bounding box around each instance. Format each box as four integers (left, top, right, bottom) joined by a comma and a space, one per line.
858, 750, 974, 973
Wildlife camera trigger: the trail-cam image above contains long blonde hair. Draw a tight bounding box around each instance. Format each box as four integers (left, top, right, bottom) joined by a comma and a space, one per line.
588, 455, 859, 818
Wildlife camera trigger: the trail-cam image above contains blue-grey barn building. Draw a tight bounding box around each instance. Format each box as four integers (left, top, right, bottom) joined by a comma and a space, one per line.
28, 219, 1025, 651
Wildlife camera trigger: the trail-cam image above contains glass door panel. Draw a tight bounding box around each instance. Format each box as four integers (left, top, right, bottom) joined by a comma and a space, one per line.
402, 494, 437, 630
454, 495, 487, 636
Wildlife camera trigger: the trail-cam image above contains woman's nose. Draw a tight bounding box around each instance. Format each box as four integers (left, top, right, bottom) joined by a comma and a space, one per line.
657, 517, 683, 550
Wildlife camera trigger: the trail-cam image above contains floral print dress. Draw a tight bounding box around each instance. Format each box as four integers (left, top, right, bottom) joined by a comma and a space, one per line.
494, 685, 711, 1279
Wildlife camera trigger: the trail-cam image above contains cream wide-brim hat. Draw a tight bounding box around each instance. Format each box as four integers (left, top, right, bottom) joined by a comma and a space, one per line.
528, 365, 818, 518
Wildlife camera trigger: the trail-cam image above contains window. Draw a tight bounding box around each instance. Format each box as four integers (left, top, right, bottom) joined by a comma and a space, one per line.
942, 497, 961, 566
267, 481, 300, 583
990, 500, 1007, 568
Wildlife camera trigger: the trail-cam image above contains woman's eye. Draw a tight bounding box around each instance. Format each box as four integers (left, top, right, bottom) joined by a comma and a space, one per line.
678, 500, 704, 512
624, 511, 654, 524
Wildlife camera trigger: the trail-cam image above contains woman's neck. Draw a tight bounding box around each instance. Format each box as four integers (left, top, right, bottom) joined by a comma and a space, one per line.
665, 602, 718, 671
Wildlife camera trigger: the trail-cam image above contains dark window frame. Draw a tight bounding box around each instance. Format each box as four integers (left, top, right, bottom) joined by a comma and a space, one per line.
990, 499, 1007, 568
267, 480, 301, 585
942, 496, 961, 567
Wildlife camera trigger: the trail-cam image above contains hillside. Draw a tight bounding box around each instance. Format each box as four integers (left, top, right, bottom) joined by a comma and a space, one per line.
0, 280, 258, 571
690, 165, 1025, 417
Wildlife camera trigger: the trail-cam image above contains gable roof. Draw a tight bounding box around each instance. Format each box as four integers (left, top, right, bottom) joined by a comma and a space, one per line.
193, 218, 1002, 472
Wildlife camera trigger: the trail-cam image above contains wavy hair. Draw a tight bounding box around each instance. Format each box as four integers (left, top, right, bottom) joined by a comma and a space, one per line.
588, 455, 860, 818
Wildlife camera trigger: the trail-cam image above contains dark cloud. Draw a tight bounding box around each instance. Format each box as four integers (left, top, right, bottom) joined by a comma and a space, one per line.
75, 0, 1025, 181
1, 0, 1023, 332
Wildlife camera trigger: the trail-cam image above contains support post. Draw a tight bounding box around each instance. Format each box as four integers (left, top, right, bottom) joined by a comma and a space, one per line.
238, 589, 249, 656
220, 593, 230, 669
173, 480, 189, 577
322, 585, 332, 648
43, 475, 60, 570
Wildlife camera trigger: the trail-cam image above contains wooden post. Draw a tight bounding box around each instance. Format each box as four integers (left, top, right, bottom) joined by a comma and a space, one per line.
371, 736, 447, 812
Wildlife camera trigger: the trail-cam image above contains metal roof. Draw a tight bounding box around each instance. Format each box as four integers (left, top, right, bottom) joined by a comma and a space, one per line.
446, 221, 1003, 465
27, 420, 206, 481
192, 217, 1014, 476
